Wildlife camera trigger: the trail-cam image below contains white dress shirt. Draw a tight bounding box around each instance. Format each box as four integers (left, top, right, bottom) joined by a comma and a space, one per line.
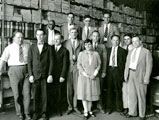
109, 46, 118, 67
1, 43, 29, 66
48, 28, 55, 45
84, 26, 91, 36
37, 44, 44, 54
129, 47, 141, 70
55, 45, 61, 52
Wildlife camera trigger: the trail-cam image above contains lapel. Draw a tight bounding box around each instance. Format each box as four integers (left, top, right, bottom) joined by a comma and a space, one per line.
75, 39, 80, 50
41, 43, 48, 56
82, 27, 86, 38
117, 46, 121, 64
108, 23, 113, 35
56, 46, 63, 54
137, 47, 144, 66
34, 44, 40, 56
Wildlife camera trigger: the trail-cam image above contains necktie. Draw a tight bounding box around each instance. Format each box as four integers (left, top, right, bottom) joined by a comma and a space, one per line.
126, 45, 129, 51
19, 45, 24, 62
104, 24, 108, 38
86, 27, 89, 39
55, 46, 58, 52
72, 40, 76, 51
112, 47, 115, 66
132, 48, 137, 63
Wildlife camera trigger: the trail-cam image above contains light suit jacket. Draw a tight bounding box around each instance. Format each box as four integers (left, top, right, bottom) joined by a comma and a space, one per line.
82, 26, 96, 41
124, 47, 153, 84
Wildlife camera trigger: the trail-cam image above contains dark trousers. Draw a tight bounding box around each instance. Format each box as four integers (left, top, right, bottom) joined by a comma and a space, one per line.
47, 82, 66, 115
8, 65, 30, 116
106, 67, 123, 111
33, 77, 47, 115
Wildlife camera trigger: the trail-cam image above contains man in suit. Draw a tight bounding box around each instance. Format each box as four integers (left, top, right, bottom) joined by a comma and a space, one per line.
61, 12, 81, 41
91, 30, 107, 113
0, 31, 31, 120
82, 15, 96, 41
124, 36, 153, 120
106, 35, 127, 114
28, 29, 54, 120
120, 33, 134, 116
42, 20, 59, 45
99, 12, 120, 48
50, 33, 69, 116
63, 27, 84, 115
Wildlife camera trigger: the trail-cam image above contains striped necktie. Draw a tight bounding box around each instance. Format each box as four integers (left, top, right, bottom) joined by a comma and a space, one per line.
112, 47, 115, 66
19, 45, 24, 62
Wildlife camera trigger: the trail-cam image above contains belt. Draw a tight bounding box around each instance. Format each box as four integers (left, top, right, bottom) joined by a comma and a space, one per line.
129, 68, 136, 71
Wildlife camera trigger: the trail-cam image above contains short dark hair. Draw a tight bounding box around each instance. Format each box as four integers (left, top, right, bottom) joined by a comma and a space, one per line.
123, 33, 132, 38
103, 11, 112, 17
84, 15, 91, 20
36, 29, 45, 35
92, 30, 100, 37
111, 35, 120, 40
67, 12, 74, 17
48, 20, 55, 24
132, 34, 141, 40
84, 39, 92, 44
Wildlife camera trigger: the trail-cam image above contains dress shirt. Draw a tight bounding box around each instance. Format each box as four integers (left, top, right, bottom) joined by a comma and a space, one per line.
93, 42, 98, 50
37, 43, 44, 54
1, 43, 29, 66
55, 45, 61, 52
129, 47, 141, 70
109, 46, 118, 67
48, 28, 55, 45
71, 39, 78, 49
104, 23, 110, 34
84, 26, 91, 36
87, 51, 92, 65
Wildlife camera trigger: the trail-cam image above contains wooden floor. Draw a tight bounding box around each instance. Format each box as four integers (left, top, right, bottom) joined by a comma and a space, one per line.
0, 108, 158, 120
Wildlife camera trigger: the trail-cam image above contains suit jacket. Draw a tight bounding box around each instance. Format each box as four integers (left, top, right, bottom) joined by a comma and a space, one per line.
99, 23, 119, 48
61, 23, 81, 41
82, 26, 96, 41
107, 46, 127, 80
95, 43, 107, 74
63, 39, 84, 69
52, 45, 69, 83
124, 47, 153, 84
28, 43, 53, 80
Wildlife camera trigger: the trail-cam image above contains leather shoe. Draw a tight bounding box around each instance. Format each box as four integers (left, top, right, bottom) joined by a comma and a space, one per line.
89, 111, 96, 117
66, 110, 72, 115
83, 115, 88, 120
25, 114, 31, 120
74, 108, 81, 114
19, 115, 24, 120
126, 114, 136, 118
100, 109, 106, 114
106, 110, 112, 115
140, 117, 146, 120
42, 114, 48, 120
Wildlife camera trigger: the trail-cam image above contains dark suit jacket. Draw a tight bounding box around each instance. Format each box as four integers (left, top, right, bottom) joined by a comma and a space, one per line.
28, 43, 53, 80
107, 46, 127, 81
52, 45, 69, 83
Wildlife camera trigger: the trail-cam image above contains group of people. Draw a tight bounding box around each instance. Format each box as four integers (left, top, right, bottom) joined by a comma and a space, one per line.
0, 11, 153, 120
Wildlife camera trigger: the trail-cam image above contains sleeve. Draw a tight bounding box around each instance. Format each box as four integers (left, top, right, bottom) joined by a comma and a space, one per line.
48, 46, 54, 76
144, 50, 153, 83
1, 47, 10, 62
60, 49, 69, 79
27, 45, 33, 76
101, 45, 107, 74
95, 52, 101, 72
77, 52, 85, 74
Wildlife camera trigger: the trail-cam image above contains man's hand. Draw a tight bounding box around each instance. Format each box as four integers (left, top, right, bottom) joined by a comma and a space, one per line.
144, 81, 149, 85
29, 76, 34, 83
59, 77, 65, 83
153, 76, 159, 80
47, 75, 53, 83
0, 72, 2, 76
101, 73, 106, 78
